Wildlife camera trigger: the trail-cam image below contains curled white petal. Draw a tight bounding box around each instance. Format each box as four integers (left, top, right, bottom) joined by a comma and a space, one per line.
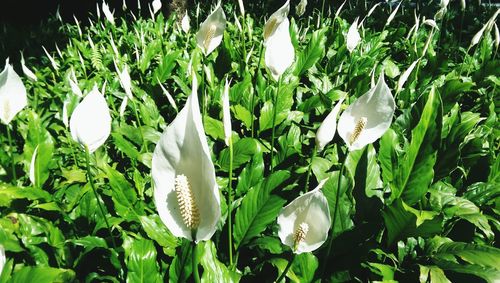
494, 23, 499, 49
277, 181, 331, 254
263, 0, 290, 43
0, 59, 28, 125
69, 85, 111, 153
116, 64, 133, 99
338, 73, 395, 151
423, 19, 439, 30
315, 97, 345, 152
222, 78, 232, 146
0, 245, 5, 275
264, 18, 295, 81
152, 73, 220, 242
20, 53, 37, 82
397, 59, 419, 93
196, 5, 226, 56
346, 18, 361, 53
385, 1, 402, 26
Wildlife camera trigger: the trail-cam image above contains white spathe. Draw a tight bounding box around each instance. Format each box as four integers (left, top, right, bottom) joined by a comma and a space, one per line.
152, 0, 162, 14
196, 5, 226, 56
346, 18, 361, 53
338, 73, 395, 151
263, 0, 290, 44
0, 245, 5, 275
20, 52, 37, 82
277, 180, 331, 254
222, 78, 232, 146
0, 59, 28, 125
102, 1, 115, 25
315, 97, 345, 152
116, 64, 133, 99
69, 85, 111, 153
152, 74, 220, 242
295, 0, 307, 17
181, 13, 191, 33
264, 18, 295, 81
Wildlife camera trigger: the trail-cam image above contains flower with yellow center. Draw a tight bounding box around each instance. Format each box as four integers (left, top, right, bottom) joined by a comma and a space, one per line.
196, 4, 226, 56
337, 73, 395, 151
152, 73, 220, 242
277, 180, 331, 254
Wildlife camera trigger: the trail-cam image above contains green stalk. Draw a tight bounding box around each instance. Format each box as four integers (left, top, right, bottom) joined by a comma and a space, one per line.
6, 125, 17, 182
270, 78, 281, 172
130, 98, 148, 152
228, 136, 234, 267
84, 146, 117, 249
192, 241, 201, 283
305, 144, 318, 191
275, 255, 294, 283
320, 158, 345, 277
250, 43, 264, 138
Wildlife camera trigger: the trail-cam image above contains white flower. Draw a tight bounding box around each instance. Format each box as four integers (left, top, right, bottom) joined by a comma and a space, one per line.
396, 59, 419, 93
196, 5, 226, 56
68, 69, 82, 97
20, 52, 37, 82
315, 97, 345, 152
152, 73, 220, 242
264, 18, 295, 81
263, 0, 290, 44
70, 85, 111, 153
495, 23, 500, 49
338, 73, 395, 151
222, 78, 231, 146
346, 18, 361, 53
237, 0, 245, 16
295, 0, 307, 17
440, 0, 450, 8
181, 13, 191, 33
152, 0, 162, 14
277, 180, 331, 254
102, 1, 115, 25
115, 64, 133, 99
385, 1, 401, 26
460, 0, 466, 10
0, 245, 5, 275
0, 59, 28, 125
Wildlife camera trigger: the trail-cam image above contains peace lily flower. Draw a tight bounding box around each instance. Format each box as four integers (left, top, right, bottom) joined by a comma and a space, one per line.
181, 13, 190, 33
0, 59, 28, 125
152, 0, 162, 15
346, 18, 361, 53
152, 73, 220, 242
338, 73, 395, 151
264, 17, 294, 81
263, 0, 290, 44
20, 52, 37, 82
222, 78, 231, 146
69, 85, 111, 153
102, 1, 115, 25
196, 4, 226, 56
315, 97, 345, 152
0, 245, 5, 275
277, 180, 331, 254
295, 0, 307, 17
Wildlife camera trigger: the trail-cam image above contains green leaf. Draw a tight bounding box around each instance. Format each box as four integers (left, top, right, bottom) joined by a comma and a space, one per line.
320, 173, 354, 236
382, 200, 443, 245
259, 81, 296, 132
293, 28, 327, 76
291, 253, 319, 283
378, 128, 400, 184
169, 240, 192, 283
233, 104, 253, 130
419, 265, 452, 283
9, 266, 75, 283
153, 51, 180, 83
393, 86, 443, 205
204, 116, 225, 141
101, 164, 143, 221
140, 215, 179, 257
345, 144, 384, 200
233, 171, 289, 249
236, 153, 264, 196
0, 185, 52, 207
199, 241, 241, 283
219, 138, 262, 172
124, 237, 162, 283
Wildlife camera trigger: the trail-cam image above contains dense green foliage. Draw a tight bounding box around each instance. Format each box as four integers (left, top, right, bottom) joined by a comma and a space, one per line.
0, 1, 499, 282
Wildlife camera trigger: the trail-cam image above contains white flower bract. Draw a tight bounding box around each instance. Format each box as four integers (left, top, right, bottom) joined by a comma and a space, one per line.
152, 73, 220, 242
338, 73, 395, 151
69, 85, 111, 153
277, 181, 331, 254
222, 78, 232, 146
263, 0, 290, 44
346, 18, 361, 53
0, 59, 28, 125
315, 97, 345, 152
264, 18, 294, 81
196, 5, 226, 56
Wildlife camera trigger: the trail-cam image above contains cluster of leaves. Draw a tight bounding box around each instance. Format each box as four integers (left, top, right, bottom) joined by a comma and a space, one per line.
0, 1, 499, 282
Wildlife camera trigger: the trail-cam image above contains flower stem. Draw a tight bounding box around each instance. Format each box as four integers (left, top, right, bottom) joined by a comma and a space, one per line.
275, 255, 294, 283
131, 99, 148, 152
270, 78, 281, 173
84, 146, 117, 249
320, 157, 345, 277
228, 136, 234, 267
305, 144, 318, 191
6, 125, 16, 182
192, 242, 201, 283
250, 43, 264, 138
